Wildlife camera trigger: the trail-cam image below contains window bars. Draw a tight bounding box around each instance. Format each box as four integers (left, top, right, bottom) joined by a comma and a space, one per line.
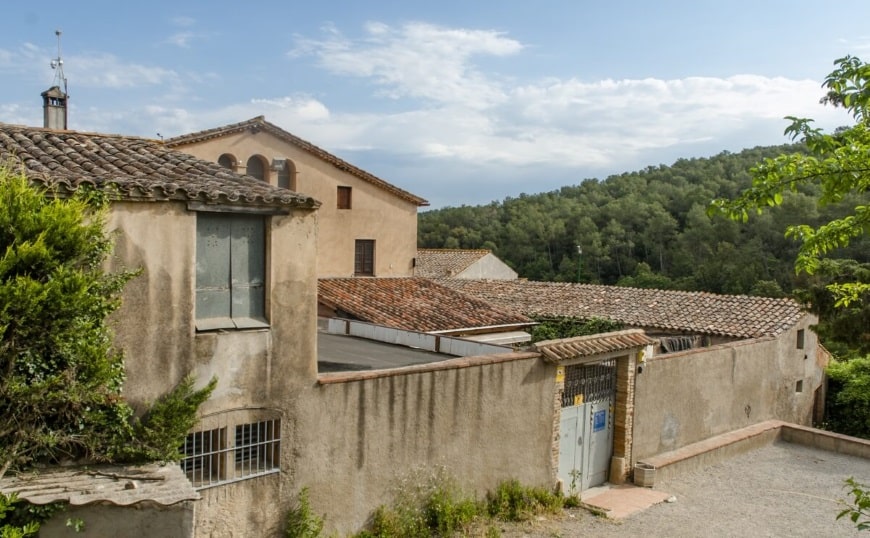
561, 359, 616, 407
181, 418, 281, 489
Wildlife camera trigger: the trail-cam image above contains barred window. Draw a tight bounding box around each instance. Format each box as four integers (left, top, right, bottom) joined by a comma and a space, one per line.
234, 420, 281, 475
181, 418, 281, 489
181, 428, 226, 486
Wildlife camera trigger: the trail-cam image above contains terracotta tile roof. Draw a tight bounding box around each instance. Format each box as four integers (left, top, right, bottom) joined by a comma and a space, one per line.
0, 123, 320, 209
535, 329, 656, 363
0, 463, 198, 507
318, 277, 532, 333
415, 249, 492, 278
437, 279, 805, 338
166, 116, 428, 206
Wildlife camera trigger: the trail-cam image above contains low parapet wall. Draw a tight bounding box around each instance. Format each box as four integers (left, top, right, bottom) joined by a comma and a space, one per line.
635, 420, 870, 487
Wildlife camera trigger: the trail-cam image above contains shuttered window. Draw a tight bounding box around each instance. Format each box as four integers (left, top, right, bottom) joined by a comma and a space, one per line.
354, 239, 375, 276
196, 213, 267, 330
337, 186, 352, 209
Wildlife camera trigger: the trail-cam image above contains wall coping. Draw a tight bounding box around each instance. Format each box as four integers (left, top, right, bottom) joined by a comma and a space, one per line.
317, 351, 542, 385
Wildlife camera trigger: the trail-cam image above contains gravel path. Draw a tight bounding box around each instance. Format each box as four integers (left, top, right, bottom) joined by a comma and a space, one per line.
498, 442, 870, 537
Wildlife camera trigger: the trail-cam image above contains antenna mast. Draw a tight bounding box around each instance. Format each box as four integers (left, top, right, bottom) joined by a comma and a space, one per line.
50, 29, 67, 95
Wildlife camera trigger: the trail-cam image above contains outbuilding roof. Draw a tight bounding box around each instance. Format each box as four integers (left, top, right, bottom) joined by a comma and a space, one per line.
438, 279, 805, 338
166, 116, 428, 206
535, 329, 656, 363
0, 463, 198, 507
318, 277, 532, 333
415, 248, 492, 278
0, 123, 320, 209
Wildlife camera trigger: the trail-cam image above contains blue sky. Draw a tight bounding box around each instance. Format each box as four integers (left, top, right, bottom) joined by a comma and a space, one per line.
2, 1, 869, 208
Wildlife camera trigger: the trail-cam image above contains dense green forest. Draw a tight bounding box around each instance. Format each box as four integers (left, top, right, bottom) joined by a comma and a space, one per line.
419, 144, 870, 298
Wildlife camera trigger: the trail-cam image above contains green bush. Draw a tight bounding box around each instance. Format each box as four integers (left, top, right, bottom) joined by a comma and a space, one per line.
354, 471, 570, 537
485, 480, 563, 522
355, 467, 481, 537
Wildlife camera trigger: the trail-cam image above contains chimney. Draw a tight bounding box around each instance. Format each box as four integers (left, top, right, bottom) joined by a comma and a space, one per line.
42, 86, 68, 130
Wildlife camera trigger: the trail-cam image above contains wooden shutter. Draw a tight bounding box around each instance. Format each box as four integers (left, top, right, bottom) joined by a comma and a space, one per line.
196, 213, 232, 329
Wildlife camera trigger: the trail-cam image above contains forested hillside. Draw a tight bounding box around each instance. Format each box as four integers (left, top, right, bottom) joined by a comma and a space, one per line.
419, 144, 870, 297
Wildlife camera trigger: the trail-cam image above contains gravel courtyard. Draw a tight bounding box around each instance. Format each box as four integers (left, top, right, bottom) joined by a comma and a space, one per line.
499, 441, 870, 537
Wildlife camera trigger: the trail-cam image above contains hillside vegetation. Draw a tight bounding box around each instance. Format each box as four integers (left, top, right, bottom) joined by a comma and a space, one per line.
419, 144, 870, 297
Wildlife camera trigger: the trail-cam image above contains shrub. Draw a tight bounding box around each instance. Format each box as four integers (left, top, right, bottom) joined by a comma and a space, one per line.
285, 487, 325, 538
485, 480, 563, 522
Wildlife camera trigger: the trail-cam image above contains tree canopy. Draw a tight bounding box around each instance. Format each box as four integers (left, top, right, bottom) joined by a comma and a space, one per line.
419, 144, 869, 296
710, 55, 870, 307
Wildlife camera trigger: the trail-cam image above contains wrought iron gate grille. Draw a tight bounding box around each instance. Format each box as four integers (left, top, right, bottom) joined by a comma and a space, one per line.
561, 359, 616, 407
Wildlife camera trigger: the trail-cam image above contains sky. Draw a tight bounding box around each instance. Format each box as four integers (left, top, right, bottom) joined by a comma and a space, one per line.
2, 1, 870, 208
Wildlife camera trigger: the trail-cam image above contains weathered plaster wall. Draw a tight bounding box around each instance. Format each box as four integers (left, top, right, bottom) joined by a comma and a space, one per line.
39, 502, 195, 537
174, 132, 420, 278
292, 355, 556, 535
632, 316, 821, 462
106, 201, 319, 537
457, 254, 519, 280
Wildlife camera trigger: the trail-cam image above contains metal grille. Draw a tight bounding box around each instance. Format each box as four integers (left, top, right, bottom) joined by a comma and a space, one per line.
561, 359, 616, 407
181, 418, 280, 489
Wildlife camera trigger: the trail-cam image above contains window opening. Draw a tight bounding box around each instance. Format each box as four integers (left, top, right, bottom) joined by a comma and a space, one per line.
354, 239, 375, 276
181, 418, 281, 489
337, 186, 352, 209
246, 155, 267, 181
196, 213, 267, 330
218, 154, 236, 170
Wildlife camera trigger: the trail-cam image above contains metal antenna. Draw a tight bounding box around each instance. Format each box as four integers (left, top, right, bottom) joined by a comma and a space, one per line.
50, 29, 68, 95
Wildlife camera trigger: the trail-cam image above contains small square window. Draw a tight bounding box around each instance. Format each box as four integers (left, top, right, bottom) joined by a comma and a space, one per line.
337, 186, 352, 209
795, 379, 804, 393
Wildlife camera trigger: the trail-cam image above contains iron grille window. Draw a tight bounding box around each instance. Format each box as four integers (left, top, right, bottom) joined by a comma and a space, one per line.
561, 359, 616, 407
181, 419, 281, 490
234, 420, 281, 475
354, 239, 375, 276
195, 213, 267, 331
181, 428, 226, 486
337, 186, 352, 209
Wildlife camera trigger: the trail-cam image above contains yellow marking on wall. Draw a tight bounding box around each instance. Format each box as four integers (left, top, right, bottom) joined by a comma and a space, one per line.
555, 366, 565, 383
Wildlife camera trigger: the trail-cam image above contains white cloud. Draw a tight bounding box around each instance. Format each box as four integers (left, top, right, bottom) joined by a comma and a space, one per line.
291, 22, 523, 108
71, 53, 180, 88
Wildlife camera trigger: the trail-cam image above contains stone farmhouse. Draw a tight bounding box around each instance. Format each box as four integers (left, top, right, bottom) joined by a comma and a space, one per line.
0, 107, 826, 535
165, 116, 428, 278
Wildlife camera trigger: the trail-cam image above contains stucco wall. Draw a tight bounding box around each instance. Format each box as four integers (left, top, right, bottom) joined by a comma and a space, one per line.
292, 354, 556, 535
173, 131, 420, 278
632, 316, 821, 462
39, 502, 195, 537
106, 200, 319, 537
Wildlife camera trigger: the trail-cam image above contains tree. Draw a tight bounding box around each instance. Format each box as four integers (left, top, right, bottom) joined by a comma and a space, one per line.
0, 166, 214, 532
710, 55, 870, 307
0, 166, 138, 477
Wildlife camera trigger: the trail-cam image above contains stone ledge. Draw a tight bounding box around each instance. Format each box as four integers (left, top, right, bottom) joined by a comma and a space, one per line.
635, 420, 870, 487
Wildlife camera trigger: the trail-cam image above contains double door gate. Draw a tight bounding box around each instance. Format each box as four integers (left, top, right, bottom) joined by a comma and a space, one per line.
558, 359, 616, 492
